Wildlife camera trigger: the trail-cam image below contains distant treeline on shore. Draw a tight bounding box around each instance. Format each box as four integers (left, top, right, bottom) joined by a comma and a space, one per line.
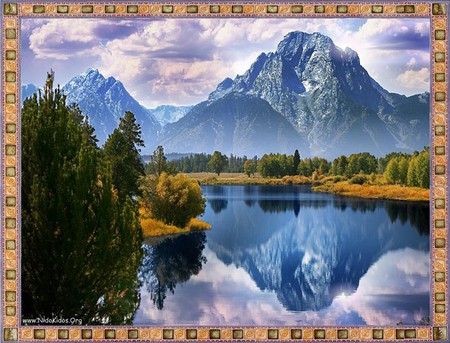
146, 148, 430, 189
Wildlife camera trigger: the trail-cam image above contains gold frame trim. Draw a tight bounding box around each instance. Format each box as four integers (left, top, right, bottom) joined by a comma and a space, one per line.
1, 1, 448, 341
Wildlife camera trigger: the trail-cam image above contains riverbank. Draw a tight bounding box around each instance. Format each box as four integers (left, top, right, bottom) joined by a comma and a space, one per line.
188, 172, 310, 185
140, 216, 211, 237
140, 210, 211, 237
313, 182, 429, 201
187, 172, 429, 202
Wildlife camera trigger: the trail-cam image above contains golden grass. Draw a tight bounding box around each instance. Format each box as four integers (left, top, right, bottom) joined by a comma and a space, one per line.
189, 172, 429, 201
139, 210, 211, 237
313, 181, 429, 201
186, 172, 310, 185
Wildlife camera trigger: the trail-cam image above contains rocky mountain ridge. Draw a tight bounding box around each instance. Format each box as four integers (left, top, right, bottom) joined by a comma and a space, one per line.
22, 31, 429, 158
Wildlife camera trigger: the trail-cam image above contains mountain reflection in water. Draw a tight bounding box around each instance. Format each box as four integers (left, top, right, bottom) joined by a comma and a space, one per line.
134, 185, 429, 326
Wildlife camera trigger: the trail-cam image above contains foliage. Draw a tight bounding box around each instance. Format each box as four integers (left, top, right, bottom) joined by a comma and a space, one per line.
244, 160, 257, 177
398, 157, 409, 186
171, 153, 256, 173
383, 149, 428, 188
331, 153, 376, 177
415, 150, 430, 188
293, 149, 301, 173
378, 151, 411, 174
208, 151, 228, 176
384, 158, 400, 184
147, 145, 176, 176
258, 153, 295, 178
298, 157, 330, 177
333, 175, 347, 183
140, 173, 206, 228
407, 157, 418, 187
103, 111, 145, 203
140, 214, 210, 237
21, 71, 143, 324
349, 174, 368, 185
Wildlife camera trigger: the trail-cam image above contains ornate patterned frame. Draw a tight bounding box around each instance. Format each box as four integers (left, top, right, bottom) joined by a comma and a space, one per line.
1, 1, 449, 341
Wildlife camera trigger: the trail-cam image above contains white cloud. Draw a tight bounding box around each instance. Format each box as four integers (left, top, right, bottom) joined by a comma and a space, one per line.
23, 18, 431, 106
407, 57, 417, 68
29, 20, 97, 60
396, 68, 430, 90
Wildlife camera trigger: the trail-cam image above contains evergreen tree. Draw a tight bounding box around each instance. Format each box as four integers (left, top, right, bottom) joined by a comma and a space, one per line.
103, 111, 145, 202
22, 71, 143, 324
293, 149, 301, 175
148, 145, 168, 176
119, 110, 145, 149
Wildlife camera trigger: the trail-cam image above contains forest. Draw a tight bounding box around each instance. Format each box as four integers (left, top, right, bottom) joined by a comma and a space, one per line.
166, 148, 430, 189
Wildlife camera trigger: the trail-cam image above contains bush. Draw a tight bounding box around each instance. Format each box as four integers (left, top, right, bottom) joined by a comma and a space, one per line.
349, 174, 367, 185
333, 176, 347, 183
140, 172, 206, 228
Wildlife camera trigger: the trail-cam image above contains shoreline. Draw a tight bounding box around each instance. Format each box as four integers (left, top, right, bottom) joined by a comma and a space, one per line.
311, 182, 429, 202
187, 173, 429, 202
139, 211, 211, 238
141, 173, 429, 238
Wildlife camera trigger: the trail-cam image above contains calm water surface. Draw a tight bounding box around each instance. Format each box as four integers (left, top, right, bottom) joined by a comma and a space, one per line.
134, 185, 430, 326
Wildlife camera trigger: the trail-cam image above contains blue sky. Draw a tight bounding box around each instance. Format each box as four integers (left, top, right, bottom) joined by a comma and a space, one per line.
21, 18, 430, 108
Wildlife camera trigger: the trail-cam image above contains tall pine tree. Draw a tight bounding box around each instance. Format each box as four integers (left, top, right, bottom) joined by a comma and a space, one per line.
103, 111, 145, 203
22, 72, 143, 324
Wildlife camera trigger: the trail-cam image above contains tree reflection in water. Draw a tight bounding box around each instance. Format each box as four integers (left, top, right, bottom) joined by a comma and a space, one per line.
22, 231, 143, 325
385, 201, 429, 235
208, 199, 228, 214
139, 232, 207, 310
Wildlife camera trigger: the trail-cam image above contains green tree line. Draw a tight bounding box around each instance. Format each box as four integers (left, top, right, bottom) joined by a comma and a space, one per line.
163, 147, 430, 189
170, 152, 257, 173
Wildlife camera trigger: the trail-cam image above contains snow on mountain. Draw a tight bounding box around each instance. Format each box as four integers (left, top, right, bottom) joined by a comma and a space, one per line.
149, 105, 193, 127
62, 68, 161, 153
27, 31, 429, 159
207, 31, 429, 158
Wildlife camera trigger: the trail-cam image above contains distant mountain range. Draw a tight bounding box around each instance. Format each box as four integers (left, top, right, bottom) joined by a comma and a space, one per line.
22, 31, 430, 159
157, 92, 310, 157
149, 105, 193, 127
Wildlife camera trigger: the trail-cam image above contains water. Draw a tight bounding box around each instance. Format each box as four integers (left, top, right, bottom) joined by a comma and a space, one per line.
134, 185, 430, 326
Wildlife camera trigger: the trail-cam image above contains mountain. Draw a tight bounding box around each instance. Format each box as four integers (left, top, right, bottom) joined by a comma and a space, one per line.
157, 92, 310, 156
149, 105, 193, 126
207, 31, 429, 158
29, 31, 429, 159
205, 194, 429, 312
62, 69, 160, 153
21, 84, 40, 103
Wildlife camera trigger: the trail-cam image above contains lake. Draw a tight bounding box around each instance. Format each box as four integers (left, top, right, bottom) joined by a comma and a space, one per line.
134, 184, 430, 326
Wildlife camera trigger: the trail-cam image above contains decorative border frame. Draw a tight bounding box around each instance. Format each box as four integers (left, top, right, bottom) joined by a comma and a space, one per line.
1, 1, 448, 341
